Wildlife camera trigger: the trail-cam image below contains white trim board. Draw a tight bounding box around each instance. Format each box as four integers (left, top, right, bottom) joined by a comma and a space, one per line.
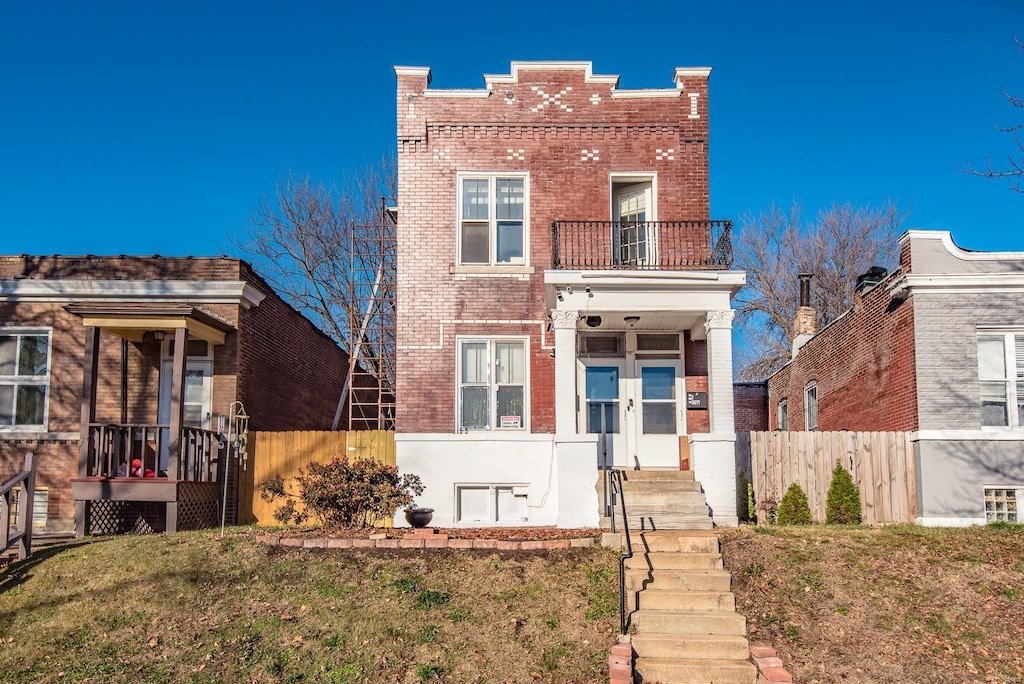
0, 280, 266, 308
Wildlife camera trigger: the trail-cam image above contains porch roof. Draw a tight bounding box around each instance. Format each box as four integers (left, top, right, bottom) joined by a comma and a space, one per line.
64, 302, 234, 344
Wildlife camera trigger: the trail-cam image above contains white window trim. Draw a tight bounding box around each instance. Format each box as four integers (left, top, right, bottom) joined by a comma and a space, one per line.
456, 172, 529, 267
978, 332, 1023, 429
804, 381, 818, 431
0, 327, 52, 432
455, 336, 530, 433
608, 172, 658, 221
454, 482, 530, 525
777, 397, 788, 431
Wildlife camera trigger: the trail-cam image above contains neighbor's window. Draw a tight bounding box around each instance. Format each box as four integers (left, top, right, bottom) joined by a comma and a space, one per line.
804, 382, 818, 431
0, 330, 50, 429
984, 488, 1017, 522
778, 398, 788, 430
458, 338, 527, 431
978, 333, 1024, 428
458, 174, 526, 265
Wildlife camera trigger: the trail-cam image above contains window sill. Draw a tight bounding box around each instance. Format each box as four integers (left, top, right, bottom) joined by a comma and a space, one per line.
450, 265, 535, 277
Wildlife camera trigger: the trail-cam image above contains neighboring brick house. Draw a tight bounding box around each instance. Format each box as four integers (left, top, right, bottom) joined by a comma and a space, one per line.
393, 61, 745, 527
0, 255, 349, 534
767, 230, 1024, 525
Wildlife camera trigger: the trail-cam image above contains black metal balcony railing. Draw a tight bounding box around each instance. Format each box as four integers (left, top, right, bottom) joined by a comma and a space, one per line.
85, 423, 222, 482
551, 220, 733, 270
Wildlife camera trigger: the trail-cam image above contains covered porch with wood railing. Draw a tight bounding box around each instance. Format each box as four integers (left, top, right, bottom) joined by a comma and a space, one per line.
67, 304, 234, 535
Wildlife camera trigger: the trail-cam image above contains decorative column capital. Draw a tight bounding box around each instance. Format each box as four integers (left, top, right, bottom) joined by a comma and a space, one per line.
704, 309, 735, 333
550, 309, 580, 330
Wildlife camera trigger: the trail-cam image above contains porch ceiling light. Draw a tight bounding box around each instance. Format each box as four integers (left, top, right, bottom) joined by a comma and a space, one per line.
152, 330, 166, 341
585, 316, 602, 328
624, 315, 640, 327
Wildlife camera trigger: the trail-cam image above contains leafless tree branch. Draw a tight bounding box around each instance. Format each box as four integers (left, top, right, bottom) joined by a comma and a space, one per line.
734, 200, 907, 380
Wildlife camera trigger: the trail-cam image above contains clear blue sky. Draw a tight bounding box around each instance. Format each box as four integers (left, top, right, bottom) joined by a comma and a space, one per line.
3, 0, 1023, 258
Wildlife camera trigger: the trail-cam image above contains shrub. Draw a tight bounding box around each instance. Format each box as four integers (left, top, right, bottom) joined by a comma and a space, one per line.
259, 457, 424, 529
736, 470, 752, 523
776, 483, 813, 525
826, 460, 862, 525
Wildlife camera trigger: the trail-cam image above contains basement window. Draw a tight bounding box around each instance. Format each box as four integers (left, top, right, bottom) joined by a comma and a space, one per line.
456, 484, 528, 524
985, 488, 1018, 523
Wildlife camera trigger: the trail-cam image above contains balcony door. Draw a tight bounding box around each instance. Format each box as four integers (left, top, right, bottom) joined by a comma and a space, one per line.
612, 182, 654, 266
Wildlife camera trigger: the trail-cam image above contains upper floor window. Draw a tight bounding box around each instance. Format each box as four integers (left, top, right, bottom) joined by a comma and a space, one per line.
804, 382, 818, 431
0, 330, 51, 429
978, 332, 1024, 428
458, 174, 527, 265
458, 338, 527, 431
777, 398, 788, 430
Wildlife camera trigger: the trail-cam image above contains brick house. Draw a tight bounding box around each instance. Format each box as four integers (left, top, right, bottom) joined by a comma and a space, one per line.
393, 61, 745, 527
767, 230, 1024, 525
0, 255, 349, 534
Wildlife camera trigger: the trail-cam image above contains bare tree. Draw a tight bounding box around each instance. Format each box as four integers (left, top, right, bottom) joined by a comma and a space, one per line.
234, 154, 397, 395
963, 37, 1024, 192
734, 201, 907, 381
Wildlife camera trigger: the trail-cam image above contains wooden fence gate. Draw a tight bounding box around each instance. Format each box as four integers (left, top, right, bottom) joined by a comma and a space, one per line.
737, 431, 918, 524
237, 430, 396, 526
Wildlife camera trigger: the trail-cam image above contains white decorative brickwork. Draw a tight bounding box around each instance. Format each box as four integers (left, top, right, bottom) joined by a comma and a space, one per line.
580, 149, 600, 161
590, 93, 602, 105
506, 148, 525, 161
504, 91, 515, 105
655, 148, 675, 161
530, 85, 573, 112
432, 147, 451, 161
688, 92, 700, 119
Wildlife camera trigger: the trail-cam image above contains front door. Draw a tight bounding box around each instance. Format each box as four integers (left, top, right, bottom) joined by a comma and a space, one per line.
581, 362, 625, 468
158, 359, 213, 470
631, 359, 683, 467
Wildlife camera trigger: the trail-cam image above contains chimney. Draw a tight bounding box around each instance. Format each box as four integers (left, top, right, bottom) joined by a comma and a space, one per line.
792, 273, 817, 358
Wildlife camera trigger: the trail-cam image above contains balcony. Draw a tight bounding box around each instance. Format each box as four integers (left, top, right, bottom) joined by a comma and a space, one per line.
550, 220, 733, 270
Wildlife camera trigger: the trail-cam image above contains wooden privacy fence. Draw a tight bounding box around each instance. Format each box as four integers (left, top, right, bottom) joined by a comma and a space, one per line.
737, 431, 918, 524
237, 430, 395, 526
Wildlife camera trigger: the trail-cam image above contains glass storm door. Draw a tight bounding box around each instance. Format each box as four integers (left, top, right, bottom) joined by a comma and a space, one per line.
630, 360, 682, 467
581, 363, 626, 467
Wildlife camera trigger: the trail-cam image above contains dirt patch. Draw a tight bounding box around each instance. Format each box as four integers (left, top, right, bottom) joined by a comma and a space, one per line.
721, 525, 1024, 684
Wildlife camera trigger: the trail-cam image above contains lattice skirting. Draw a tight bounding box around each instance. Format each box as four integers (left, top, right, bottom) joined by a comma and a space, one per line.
88, 500, 165, 535
87, 483, 221, 534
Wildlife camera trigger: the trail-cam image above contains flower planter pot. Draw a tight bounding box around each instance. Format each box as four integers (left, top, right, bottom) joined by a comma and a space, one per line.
404, 507, 434, 528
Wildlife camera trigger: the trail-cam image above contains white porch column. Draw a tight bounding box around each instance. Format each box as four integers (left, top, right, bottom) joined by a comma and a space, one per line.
693, 309, 739, 526
704, 309, 736, 433
550, 309, 579, 434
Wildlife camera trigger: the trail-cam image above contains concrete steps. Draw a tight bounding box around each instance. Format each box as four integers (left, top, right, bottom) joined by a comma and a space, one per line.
600, 468, 715, 531
628, 530, 756, 684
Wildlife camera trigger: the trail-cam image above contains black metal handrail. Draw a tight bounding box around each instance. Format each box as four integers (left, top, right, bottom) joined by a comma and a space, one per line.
608, 468, 633, 634
551, 219, 733, 270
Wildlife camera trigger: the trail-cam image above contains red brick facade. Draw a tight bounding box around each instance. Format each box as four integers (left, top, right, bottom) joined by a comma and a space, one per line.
734, 382, 769, 432
396, 63, 711, 434
766, 272, 918, 432
0, 255, 349, 530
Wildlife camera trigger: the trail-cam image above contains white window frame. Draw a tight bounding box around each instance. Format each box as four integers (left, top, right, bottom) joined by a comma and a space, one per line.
456, 172, 529, 266
455, 483, 530, 524
804, 382, 818, 431
0, 328, 52, 431
456, 336, 529, 432
777, 397, 788, 431
984, 486, 1019, 523
977, 332, 1024, 429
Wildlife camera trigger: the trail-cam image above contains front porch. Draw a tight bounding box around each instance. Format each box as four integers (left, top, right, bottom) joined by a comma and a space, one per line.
66, 304, 234, 535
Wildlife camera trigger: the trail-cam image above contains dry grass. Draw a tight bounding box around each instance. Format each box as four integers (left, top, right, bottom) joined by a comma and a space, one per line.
0, 531, 619, 683
721, 524, 1024, 684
